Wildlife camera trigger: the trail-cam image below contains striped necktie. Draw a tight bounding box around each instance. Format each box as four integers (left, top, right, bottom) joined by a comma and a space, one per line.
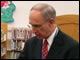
42, 40, 48, 59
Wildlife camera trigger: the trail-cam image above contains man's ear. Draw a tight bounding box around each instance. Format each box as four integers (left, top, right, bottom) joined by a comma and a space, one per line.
48, 18, 55, 27
49, 18, 55, 24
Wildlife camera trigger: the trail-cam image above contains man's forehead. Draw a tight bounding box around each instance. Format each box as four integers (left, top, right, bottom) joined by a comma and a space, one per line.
29, 19, 43, 25
30, 10, 41, 15
29, 11, 46, 23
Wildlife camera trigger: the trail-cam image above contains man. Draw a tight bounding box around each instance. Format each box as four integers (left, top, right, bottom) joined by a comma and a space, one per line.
18, 3, 79, 59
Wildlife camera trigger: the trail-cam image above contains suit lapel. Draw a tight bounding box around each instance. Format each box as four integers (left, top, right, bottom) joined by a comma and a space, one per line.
34, 39, 43, 59
46, 30, 64, 59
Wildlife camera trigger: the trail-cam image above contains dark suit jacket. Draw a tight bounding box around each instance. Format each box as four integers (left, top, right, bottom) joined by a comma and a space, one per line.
18, 30, 79, 59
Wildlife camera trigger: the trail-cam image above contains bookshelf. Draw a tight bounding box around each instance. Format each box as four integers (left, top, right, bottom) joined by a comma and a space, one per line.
1, 22, 7, 59
7, 27, 34, 59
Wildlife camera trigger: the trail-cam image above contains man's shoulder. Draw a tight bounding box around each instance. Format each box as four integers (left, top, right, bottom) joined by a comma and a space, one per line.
58, 30, 79, 47
25, 36, 39, 44
27, 36, 37, 41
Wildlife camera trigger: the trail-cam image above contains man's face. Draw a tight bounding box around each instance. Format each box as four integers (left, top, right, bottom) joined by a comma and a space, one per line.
29, 10, 51, 40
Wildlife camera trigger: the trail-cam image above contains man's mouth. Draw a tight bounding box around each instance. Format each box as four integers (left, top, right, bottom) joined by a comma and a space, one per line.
36, 34, 43, 39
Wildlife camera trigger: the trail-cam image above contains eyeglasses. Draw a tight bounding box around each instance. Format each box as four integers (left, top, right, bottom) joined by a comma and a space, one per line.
30, 21, 48, 28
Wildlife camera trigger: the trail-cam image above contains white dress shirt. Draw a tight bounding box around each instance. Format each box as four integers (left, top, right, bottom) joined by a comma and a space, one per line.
43, 27, 58, 51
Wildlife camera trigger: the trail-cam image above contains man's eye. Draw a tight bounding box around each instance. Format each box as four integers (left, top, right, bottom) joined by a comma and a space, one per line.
35, 25, 41, 27
32, 25, 41, 27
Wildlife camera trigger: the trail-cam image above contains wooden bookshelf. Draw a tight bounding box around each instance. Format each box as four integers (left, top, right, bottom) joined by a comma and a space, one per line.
7, 28, 33, 59
1, 22, 7, 59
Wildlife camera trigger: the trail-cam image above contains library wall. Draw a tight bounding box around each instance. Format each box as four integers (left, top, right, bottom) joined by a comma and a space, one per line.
8, 1, 79, 30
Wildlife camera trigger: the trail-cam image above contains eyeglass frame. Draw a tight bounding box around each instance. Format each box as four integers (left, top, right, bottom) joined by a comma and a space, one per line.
30, 20, 49, 28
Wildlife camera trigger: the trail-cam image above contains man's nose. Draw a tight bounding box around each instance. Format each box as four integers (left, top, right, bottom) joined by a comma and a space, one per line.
32, 27, 37, 34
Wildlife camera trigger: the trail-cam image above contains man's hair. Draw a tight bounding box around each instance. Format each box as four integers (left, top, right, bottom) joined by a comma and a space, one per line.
31, 3, 56, 21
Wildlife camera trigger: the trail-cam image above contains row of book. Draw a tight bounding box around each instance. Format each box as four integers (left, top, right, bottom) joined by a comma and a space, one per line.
12, 28, 34, 40
1, 29, 6, 42
7, 39, 24, 59
13, 40, 25, 51
1, 44, 6, 57
7, 51, 20, 59
8, 28, 35, 40
7, 39, 25, 51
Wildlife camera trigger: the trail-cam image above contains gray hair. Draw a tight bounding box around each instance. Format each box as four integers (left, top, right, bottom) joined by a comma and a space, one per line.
31, 3, 56, 21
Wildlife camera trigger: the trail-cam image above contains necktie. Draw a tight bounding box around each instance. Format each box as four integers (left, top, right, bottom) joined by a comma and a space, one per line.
42, 40, 48, 59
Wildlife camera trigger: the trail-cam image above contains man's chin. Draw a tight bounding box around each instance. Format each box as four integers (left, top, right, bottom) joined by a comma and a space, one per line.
37, 36, 43, 40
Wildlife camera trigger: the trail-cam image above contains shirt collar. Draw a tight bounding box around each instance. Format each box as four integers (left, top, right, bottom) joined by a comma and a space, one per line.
47, 27, 58, 47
